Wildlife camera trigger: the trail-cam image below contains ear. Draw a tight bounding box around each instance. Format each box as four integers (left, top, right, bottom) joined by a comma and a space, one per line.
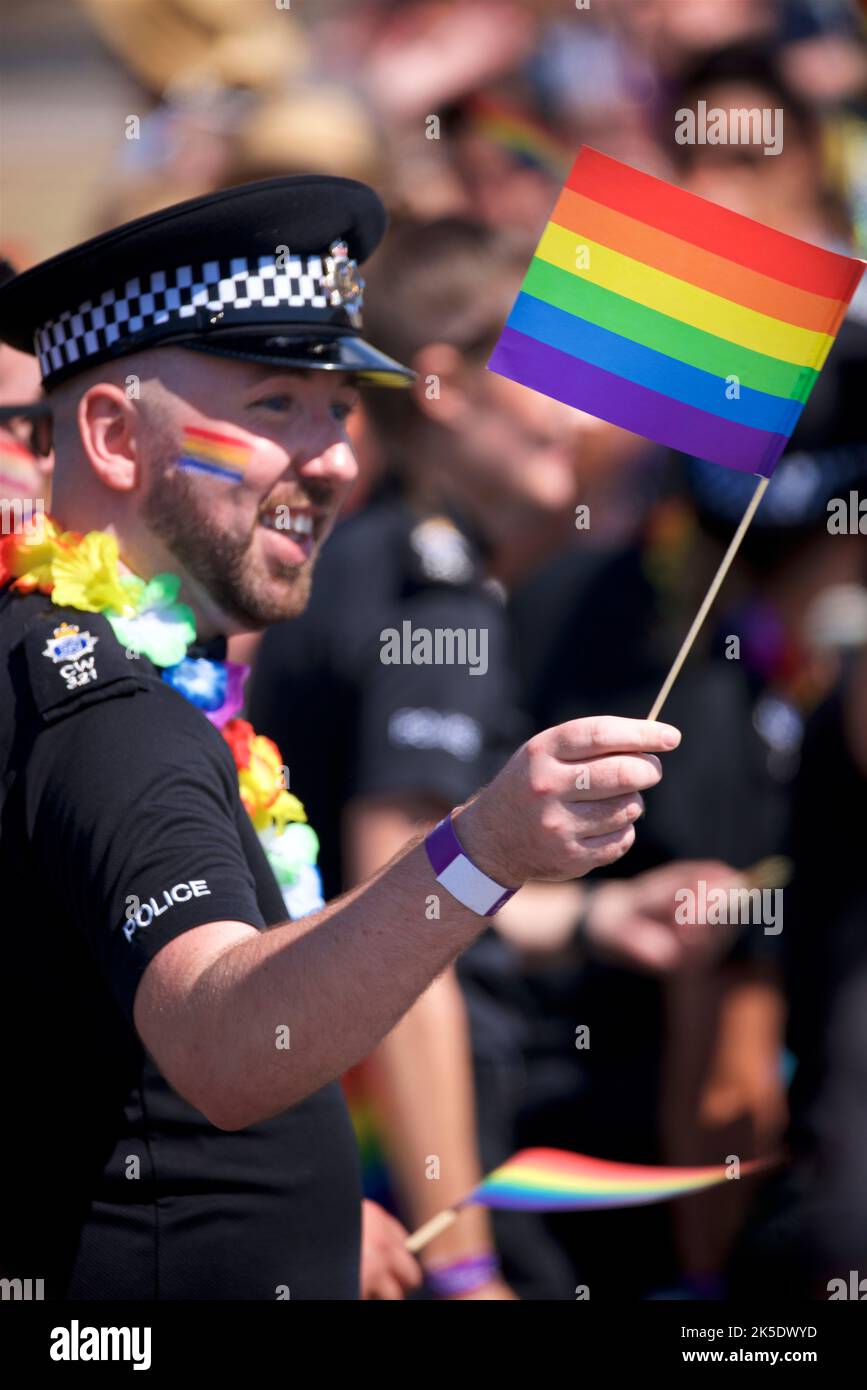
410, 343, 475, 428
77, 382, 139, 491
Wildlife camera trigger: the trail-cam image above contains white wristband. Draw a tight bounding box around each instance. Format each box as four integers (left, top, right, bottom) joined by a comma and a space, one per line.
424, 814, 517, 917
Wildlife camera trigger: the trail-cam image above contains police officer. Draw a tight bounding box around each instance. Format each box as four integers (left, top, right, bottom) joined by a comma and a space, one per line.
0, 178, 678, 1300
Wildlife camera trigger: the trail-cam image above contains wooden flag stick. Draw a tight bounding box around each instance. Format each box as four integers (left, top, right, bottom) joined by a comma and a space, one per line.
742, 855, 793, 891
647, 475, 770, 721
405, 1206, 461, 1253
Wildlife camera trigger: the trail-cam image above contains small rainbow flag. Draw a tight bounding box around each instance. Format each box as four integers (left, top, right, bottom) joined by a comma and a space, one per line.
462, 1147, 770, 1212
177, 425, 251, 483
467, 96, 572, 180
342, 1067, 395, 1210
488, 146, 865, 476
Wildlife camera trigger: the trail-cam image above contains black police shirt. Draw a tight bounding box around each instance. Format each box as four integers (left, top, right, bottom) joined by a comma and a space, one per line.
248, 491, 531, 1063
0, 588, 361, 1300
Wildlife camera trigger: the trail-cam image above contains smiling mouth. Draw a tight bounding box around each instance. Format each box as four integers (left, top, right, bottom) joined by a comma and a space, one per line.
257, 506, 318, 539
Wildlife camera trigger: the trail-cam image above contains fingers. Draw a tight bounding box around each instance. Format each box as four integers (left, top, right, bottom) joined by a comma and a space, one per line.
360, 1201, 423, 1301
388, 1239, 424, 1292
527, 749, 662, 802
545, 716, 681, 760
371, 1207, 423, 1291
367, 1275, 407, 1301
575, 822, 637, 868
621, 922, 683, 972
563, 791, 645, 838
571, 755, 662, 800
363, 1245, 422, 1299
462, 714, 681, 886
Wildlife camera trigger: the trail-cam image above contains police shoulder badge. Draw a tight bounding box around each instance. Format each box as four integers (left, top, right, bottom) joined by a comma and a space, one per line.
42, 621, 99, 664
42, 621, 100, 691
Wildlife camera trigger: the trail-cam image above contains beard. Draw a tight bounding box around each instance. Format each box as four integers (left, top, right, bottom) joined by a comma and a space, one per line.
141, 463, 314, 629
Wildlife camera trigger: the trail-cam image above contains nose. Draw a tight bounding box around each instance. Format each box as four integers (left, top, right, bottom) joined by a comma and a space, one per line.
284, 400, 358, 486
291, 431, 358, 487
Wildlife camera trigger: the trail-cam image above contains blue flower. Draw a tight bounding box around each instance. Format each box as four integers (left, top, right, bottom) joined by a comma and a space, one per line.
162, 657, 227, 711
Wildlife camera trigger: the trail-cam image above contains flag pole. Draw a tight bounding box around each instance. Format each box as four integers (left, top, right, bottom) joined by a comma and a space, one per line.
647, 474, 770, 721
405, 1206, 461, 1253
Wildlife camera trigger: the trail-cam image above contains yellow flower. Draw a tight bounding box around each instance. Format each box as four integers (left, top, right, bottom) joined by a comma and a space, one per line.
238, 734, 307, 831
50, 531, 131, 614
269, 789, 308, 833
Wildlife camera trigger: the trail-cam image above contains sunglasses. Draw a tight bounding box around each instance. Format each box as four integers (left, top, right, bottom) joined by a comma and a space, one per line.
0, 402, 53, 457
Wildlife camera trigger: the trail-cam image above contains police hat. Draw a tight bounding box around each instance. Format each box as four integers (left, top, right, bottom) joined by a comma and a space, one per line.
0, 176, 414, 390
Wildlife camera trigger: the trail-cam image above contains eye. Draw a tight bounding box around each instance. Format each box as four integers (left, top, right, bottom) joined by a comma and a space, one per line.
251, 394, 292, 412
331, 399, 357, 422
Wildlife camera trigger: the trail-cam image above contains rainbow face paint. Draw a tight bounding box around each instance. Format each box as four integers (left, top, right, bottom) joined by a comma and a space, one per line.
176, 426, 252, 483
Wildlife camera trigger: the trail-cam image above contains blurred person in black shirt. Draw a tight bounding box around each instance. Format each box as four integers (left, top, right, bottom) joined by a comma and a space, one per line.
730, 592, 867, 1298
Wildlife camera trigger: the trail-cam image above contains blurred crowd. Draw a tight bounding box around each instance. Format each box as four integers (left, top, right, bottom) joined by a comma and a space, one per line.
2, 0, 867, 1299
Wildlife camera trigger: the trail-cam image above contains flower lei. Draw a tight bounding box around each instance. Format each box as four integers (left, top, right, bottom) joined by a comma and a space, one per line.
0, 516, 324, 917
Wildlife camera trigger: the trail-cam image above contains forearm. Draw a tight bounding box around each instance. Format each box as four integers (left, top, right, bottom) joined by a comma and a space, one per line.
136, 714, 680, 1129
175, 832, 490, 1129
698, 966, 787, 1143
360, 967, 494, 1259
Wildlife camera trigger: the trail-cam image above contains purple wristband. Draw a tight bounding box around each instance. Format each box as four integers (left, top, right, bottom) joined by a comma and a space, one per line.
426, 1253, 500, 1298
425, 814, 517, 917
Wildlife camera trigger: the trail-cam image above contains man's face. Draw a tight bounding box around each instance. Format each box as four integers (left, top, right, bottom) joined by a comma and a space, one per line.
139, 350, 359, 629
451, 360, 582, 535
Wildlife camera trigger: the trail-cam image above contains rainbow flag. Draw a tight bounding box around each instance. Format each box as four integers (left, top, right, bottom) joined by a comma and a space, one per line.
488, 147, 865, 476
463, 1148, 771, 1212
177, 425, 251, 483
467, 96, 572, 180
342, 1067, 395, 1210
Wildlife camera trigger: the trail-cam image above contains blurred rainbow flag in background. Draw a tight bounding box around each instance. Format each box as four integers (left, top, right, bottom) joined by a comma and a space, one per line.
488, 147, 865, 477
406, 1147, 777, 1251
463, 1147, 771, 1212
467, 95, 572, 180
342, 1067, 395, 1210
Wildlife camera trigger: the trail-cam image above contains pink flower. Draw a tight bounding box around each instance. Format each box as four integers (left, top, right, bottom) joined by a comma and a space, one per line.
205, 662, 250, 729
